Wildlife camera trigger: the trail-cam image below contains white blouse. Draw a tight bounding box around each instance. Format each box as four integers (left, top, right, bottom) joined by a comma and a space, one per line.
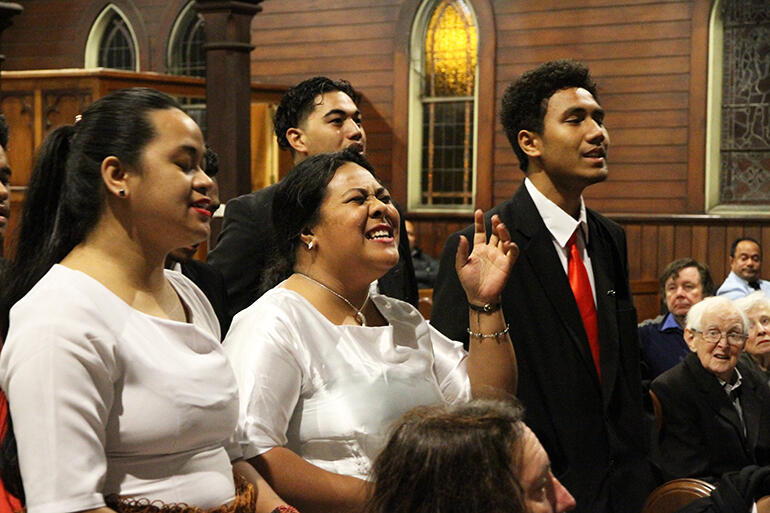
0, 265, 240, 513
224, 286, 470, 479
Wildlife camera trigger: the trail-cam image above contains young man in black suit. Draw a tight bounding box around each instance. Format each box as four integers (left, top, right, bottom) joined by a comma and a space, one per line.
208, 77, 417, 316
431, 60, 656, 513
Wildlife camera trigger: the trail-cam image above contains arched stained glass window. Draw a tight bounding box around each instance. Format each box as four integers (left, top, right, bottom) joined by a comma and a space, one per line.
706, 0, 770, 211
85, 5, 138, 71
409, 0, 478, 211
168, 2, 207, 78
99, 13, 135, 71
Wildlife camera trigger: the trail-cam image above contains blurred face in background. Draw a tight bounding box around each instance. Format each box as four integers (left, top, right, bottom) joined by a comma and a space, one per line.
745, 302, 770, 360
664, 266, 704, 324
0, 145, 11, 240
517, 423, 576, 513
730, 240, 761, 282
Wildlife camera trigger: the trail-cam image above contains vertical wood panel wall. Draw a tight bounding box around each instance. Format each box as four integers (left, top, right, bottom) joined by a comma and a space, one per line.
4, 0, 766, 320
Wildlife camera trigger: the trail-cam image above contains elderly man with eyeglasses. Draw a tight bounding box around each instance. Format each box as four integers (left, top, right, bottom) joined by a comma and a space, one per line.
651, 296, 770, 483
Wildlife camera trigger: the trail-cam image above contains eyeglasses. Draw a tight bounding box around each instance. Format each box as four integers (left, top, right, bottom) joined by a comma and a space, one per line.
690, 328, 747, 347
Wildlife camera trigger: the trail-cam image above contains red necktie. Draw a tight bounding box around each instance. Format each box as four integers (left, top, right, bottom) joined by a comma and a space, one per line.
567, 231, 601, 379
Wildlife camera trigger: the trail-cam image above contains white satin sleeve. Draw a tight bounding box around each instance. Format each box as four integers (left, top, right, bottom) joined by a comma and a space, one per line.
0, 299, 118, 513
427, 323, 470, 404
224, 300, 304, 460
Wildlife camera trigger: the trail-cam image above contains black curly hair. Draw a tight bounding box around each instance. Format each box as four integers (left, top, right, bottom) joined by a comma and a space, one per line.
273, 76, 360, 154
500, 60, 598, 172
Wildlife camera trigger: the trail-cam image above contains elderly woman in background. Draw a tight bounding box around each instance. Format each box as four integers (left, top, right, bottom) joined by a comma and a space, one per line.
224, 148, 518, 513
367, 400, 575, 513
735, 291, 770, 387
651, 296, 770, 482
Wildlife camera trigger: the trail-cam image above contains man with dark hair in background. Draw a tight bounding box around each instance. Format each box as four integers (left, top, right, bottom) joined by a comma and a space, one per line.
639, 258, 716, 379
431, 60, 655, 513
718, 237, 770, 300
208, 77, 417, 316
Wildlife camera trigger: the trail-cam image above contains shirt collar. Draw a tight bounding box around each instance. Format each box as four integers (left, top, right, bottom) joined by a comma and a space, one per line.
660, 313, 683, 332
719, 367, 743, 391
525, 177, 589, 248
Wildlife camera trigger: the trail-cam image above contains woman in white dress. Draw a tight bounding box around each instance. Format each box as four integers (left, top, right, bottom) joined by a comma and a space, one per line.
224, 148, 519, 513
0, 88, 287, 513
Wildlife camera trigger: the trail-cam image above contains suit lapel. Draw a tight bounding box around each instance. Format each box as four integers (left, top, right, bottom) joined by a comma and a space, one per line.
737, 365, 761, 453
507, 186, 601, 387
586, 214, 619, 402
687, 354, 747, 445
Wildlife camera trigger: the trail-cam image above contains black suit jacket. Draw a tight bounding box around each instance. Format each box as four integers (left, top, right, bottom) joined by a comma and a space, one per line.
651, 352, 770, 483
431, 184, 654, 513
179, 259, 232, 339
208, 184, 418, 318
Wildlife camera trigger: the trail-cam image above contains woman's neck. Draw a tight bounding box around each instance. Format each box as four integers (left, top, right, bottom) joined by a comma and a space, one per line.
59, 219, 185, 321
284, 271, 382, 326
293, 263, 372, 308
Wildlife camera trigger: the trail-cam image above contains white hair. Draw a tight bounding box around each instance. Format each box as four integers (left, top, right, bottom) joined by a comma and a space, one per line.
734, 291, 770, 318
685, 295, 749, 333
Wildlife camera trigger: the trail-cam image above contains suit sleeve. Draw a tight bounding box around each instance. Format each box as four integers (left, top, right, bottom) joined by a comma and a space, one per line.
430, 232, 470, 347
208, 195, 270, 317
651, 377, 714, 482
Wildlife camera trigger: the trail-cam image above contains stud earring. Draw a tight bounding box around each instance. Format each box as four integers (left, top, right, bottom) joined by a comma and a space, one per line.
307, 241, 314, 250
119, 189, 126, 197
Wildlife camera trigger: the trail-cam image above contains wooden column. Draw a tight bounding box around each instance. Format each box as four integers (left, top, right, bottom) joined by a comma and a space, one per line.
195, 0, 263, 201
0, 2, 22, 92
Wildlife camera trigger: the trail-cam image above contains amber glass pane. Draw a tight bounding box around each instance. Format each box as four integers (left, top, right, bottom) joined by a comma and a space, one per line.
420, 0, 477, 207
423, 0, 477, 98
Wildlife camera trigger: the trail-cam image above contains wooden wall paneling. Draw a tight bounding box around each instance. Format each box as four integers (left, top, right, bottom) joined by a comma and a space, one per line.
724, 225, 745, 263
691, 225, 709, 271
686, 0, 711, 212
472, 0, 496, 212
657, 224, 675, 274
498, 20, 692, 49
625, 223, 642, 280
496, 2, 691, 31
632, 278, 661, 323
641, 224, 659, 279
674, 224, 693, 260
762, 226, 770, 278
706, 225, 726, 280
743, 225, 762, 243
42, 89, 92, 136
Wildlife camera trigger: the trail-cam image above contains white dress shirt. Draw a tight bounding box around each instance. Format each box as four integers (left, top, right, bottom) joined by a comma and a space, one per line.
525, 178, 597, 305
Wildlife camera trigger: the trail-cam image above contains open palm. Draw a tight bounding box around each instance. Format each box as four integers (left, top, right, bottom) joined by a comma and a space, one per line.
455, 210, 519, 306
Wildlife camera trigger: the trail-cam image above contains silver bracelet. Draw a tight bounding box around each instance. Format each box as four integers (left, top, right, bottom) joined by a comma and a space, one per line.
466, 324, 510, 339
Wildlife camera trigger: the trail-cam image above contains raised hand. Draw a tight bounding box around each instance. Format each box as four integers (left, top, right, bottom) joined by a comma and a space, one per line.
455, 209, 519, 306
